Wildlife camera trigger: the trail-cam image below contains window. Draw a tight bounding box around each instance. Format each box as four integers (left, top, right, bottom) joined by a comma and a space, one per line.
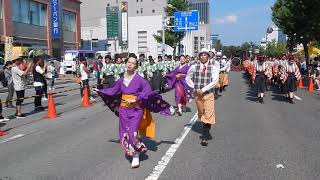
138, 31, 147, 53
194, 36, 199, 52
140, 8, 143, 14
136, 10, 139, 14
152, 9, 155, 13
12, 0, 47, 26
63, 10, 76, 32
20, 0, 30, 23
92, 39, 98, 48
12, 0, 20, 21
0, 0, 2, 19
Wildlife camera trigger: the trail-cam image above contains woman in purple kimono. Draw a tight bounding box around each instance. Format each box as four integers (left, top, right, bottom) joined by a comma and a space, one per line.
165, 55, 192, 116
96, 55, 173, 168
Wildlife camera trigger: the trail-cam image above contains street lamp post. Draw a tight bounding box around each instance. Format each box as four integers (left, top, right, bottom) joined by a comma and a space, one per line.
160, 3, 175, 58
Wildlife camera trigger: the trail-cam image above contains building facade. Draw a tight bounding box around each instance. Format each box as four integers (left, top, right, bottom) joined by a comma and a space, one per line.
127, 0, 167, 58
260, 25, 287, 48
0, 0, 81, 60
80, 0, 121, 53
81, 0, 168, 57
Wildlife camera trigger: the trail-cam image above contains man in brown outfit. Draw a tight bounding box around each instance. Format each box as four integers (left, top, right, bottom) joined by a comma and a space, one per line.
186, 48, 219, 146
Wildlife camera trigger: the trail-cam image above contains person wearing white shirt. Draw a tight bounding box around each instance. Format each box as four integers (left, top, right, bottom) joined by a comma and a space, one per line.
11, 58, 32, 118
33, 56, 47, 111
79, 57, 95, 101
225, 57, 231, 87
219, 55, 228, 92
46, 61, 56, 90
186, 48, 219, 146
213, 57, 221, 99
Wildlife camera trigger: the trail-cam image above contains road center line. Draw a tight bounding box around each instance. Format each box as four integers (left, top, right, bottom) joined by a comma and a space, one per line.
145, 113, 198, 180
0, 134, 25, 144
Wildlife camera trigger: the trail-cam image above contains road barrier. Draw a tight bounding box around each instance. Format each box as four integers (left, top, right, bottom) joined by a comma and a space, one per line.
0, 83, 100, 137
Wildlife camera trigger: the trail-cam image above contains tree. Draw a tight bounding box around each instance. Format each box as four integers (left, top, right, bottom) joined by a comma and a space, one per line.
153, 0, 191, 55
214, 40, 223, 51
222, 42, 260, 59
266, 39, 287, 57
272, 0, 320, 65
222, 45, 240, 58
314, 41, 320, 49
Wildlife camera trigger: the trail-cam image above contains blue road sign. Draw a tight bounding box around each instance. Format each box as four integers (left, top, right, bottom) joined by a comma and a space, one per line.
174, 10, 199, 32
51, 0, 61, 39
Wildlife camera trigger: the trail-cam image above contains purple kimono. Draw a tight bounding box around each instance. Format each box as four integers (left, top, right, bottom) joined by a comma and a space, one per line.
166, 64, 193, 106
97, 73, 173, 156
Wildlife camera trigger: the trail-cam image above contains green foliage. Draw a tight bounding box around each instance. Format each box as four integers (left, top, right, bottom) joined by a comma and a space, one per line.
222, 42, 261, 58
266, 39, 287, 57
272, 0, 320, 63
315, 41, 320, 49
214, 40, 223, 51
153, 0, 191, 53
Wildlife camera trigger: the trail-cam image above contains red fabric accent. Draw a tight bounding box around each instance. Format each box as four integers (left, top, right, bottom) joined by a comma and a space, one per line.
176, 83, 187, 105
202, 65, 207, 75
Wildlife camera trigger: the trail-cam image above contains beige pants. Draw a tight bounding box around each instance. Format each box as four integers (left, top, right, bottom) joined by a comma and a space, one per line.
224, 73, 229, 86
219, 73, 227, 87
195, 92, 215, 125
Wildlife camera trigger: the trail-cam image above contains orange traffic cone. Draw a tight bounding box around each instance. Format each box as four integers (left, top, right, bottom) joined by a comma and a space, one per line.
298, 78, 303, 89
43, 91, 59, 119
81, 85, 92, 107
308, 77, 314, 92
0, 129, 8, 137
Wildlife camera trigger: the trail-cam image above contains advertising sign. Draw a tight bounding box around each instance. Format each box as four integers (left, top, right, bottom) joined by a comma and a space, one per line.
51, 0, 61, 39
121, 1, 128, 43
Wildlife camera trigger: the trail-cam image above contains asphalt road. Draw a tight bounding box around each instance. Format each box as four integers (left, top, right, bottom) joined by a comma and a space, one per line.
0, 72, 319, 180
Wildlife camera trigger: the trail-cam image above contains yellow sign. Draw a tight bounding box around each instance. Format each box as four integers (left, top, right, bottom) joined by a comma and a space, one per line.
4, 36, 14, 62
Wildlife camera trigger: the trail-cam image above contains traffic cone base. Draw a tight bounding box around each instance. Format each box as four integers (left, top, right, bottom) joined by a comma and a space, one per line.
43, 115, 59, 119
43, 92, 59, 119
81, 103, 92, 107
0, 130, 8, 137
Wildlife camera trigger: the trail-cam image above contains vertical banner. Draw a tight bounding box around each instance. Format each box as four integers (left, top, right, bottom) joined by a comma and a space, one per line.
51, 0, 61, 39
106, 7, 119, 39
121, 1, 128, 44
4, 37, 13, 62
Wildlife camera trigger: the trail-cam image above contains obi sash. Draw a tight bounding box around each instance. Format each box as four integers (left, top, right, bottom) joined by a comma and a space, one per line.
121, 94, 156, 138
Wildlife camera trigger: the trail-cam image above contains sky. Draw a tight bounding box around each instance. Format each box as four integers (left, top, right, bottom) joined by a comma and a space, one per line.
210, 0, 275, 46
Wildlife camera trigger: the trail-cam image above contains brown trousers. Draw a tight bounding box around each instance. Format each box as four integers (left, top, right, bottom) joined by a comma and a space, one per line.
219, 72, 228, 87
195, 92, 215, 125
224, 73, 229, 86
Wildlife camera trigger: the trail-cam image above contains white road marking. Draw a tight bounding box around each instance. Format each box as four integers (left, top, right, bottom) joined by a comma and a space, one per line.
294, 94, 302, 101
145, 113, 198, 180
276, 164, 285, 169
0, 134, 25, 144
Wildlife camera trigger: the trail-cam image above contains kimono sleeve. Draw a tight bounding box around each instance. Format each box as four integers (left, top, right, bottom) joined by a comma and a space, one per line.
98, 78, 122, 96
136, 78, 152, 103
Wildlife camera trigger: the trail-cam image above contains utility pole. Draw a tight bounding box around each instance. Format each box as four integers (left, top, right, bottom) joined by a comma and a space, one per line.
162, 15, 165, 59
185, 17, 188, 56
